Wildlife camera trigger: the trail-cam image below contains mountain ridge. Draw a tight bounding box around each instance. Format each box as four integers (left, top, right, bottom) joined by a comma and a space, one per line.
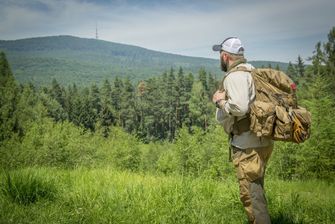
0, 35, 289, 86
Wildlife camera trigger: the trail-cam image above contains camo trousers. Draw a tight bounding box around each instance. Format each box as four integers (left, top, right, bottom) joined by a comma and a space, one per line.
232, 145, 273, 224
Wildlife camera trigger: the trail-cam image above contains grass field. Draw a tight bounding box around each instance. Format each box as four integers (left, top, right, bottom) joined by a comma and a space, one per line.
1, 167, 334, 224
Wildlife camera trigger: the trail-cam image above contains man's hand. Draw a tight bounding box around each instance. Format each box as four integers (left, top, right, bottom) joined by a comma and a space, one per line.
212, 90, 226, 104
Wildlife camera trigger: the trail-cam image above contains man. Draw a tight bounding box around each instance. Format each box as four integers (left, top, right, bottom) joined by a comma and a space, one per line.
212, 37, 273, 224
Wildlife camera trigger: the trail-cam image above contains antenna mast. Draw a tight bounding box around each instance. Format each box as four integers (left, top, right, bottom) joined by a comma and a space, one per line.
95, 22, 99, 39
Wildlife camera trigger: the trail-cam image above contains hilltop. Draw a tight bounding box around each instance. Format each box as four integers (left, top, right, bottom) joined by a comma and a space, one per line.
0, 35, 288, 85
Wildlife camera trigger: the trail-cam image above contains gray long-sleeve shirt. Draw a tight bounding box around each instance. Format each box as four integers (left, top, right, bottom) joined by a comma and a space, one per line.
216, 63, 272, 149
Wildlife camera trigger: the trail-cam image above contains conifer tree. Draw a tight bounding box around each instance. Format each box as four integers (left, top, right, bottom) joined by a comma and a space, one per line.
0, 52, 20, 141
98, 79, 114, 136
323, 27, 335, 95
50, 79, 65, 107
207, 72, 217, 97
189, 82, 214, 130
90, 83, 101, 115
120, 78, 137, 132
310, 42, 325, 77
296, 55, 305, 77
136, 80, 149, 138
64, 84, 78, 123
166, 68, 178, 140
111, 77, 123, 124
175, 67, 188, 128
296, 75, 335, 179
286, 61, 297, 82
76, 87, 96, 130
324, 27, 335, 77
198, 68, 208, 92
16, 84, 47, 133
183, 72, 194, 128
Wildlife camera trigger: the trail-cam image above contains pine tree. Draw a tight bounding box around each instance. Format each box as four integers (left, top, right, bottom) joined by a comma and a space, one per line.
0, 52, 20, 141
166, 68, 178, 140
198, 68, 208, 92
296, 55, 305, 77
189, 82, 214, 130
41, 83, 67, 122
98, 79, 114, 136
77, 87, 96, 131
175, 67, 188, 128
88, 84, 101, 129
183, 72, 194, 128
140, 77, 165, 140
90, 83, 101, 114
16, 84, 47, 132
120, 78, 137, 132
296, 75, 335, 179
323, 27, 335, 95
64, 84, 78, 122
310, 42, 325, 77
324, 27, 335, 77
135, 80, 149, 139
286, 61, 298, 83
50, 79, 65, 108
207, 72, 218, 97
111, 77, 123, 125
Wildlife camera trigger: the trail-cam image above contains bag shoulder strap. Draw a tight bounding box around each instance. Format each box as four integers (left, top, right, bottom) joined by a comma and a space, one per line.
225, 66, 252, 79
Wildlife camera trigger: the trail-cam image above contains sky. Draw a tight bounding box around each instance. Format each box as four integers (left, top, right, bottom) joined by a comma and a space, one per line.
0, 0, 334, 62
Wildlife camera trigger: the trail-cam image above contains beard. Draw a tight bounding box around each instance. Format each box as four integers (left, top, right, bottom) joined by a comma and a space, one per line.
220, 58, 228, 72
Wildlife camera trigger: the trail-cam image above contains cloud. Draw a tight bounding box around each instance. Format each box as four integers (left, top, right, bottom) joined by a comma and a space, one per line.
0, 0, 334, 62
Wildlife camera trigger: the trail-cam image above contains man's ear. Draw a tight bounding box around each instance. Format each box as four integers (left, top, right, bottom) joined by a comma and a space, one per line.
223, 53, 230, 61
220, 52, 226, 61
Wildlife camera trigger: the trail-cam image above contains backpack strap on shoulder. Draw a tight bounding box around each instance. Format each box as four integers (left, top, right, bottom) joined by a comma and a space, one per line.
225, 66, 252, 78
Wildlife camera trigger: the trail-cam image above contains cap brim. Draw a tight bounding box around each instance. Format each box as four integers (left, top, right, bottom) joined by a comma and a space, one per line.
212, 44, 222, 51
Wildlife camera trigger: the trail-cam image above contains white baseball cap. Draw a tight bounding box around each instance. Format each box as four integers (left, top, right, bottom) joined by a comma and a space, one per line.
212, 37, 244, 55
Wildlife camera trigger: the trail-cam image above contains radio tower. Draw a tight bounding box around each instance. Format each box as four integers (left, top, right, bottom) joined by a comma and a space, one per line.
95, 22, 99, 39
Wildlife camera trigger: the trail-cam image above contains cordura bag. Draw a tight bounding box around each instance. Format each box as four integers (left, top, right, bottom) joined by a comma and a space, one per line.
231, 67, 311, 143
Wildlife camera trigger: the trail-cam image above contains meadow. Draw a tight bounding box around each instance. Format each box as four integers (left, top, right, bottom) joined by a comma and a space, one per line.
1, 167, 334, 224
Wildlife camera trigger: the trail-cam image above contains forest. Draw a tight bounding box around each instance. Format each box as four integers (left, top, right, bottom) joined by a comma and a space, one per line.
0, 35, 289, 86
0, 27, 334, 223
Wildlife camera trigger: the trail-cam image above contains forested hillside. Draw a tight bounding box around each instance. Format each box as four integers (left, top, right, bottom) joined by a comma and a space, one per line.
1, 27, 335, 178
0, 35, 288, 86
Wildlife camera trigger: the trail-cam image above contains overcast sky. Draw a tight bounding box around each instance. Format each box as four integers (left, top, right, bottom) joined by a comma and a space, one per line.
0, 0, 334, 62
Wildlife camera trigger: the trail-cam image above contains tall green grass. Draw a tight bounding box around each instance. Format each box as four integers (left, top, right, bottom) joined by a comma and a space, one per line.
0, 167, 334, 224
1, 168, 57, 205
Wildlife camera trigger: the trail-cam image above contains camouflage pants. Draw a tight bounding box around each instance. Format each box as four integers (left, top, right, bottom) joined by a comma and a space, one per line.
232, 145, 273, 224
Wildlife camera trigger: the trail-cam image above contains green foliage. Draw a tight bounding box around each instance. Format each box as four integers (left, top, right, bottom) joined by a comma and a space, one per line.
1, 168, 57, 205
1, 27, 335, 184
189, 81, 215, 130
0, 36, 288, 86
296, 75, 335, 180
266, 180, 335, 223
107, 128, 141, 171
269, 74, 335, 181
1, 168, 334, 224
0, 52, 20, 140
173, 126, 232, 179
286, 61, 298, 83
324, 27, 335, 77
0, 36, 222, 85
295, 55, 305, 77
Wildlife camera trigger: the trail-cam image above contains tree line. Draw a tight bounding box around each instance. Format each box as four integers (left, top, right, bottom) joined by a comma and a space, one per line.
0, 27, 334, 180
1, 59, 220, 142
